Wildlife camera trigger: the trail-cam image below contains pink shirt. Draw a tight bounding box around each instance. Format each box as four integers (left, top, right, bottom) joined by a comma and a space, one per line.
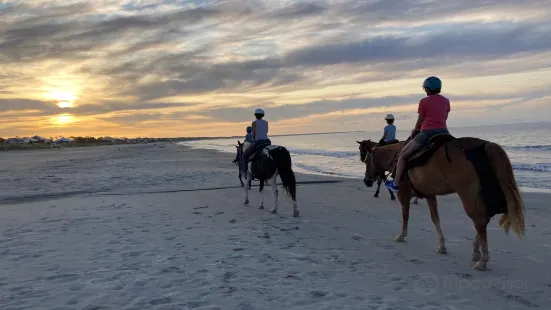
418, 94, 450, 131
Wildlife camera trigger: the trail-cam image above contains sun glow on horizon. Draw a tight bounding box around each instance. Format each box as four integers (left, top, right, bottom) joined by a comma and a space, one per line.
50, 113, 76, 126
46, 88, 77, 108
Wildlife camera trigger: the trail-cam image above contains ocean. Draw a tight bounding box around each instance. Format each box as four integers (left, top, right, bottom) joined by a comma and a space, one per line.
180, 122, 551, 192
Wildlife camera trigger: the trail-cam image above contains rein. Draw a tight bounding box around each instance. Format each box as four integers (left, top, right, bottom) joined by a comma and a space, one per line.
364, 134, 415, 180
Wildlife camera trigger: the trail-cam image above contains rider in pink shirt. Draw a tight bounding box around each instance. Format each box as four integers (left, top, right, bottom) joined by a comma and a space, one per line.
385, 76, 451, 192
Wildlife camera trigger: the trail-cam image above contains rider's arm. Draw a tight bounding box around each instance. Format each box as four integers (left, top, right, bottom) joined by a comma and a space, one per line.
381, 128, 387, 140
414, 100, 425, 132
414, 114, 424, 132
252, 121, 256, 138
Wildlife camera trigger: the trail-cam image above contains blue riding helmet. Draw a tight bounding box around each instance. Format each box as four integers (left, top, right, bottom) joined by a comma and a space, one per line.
422, 76, 442, 91
246, 126, 252, 133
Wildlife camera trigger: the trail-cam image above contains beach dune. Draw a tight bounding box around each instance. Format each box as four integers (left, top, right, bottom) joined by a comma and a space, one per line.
1, 143, 550, 310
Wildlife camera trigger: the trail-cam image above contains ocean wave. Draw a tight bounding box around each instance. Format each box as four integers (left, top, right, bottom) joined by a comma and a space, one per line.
512, 163, 551, 173
505, 145, 551, 152
289, 148, 357, 158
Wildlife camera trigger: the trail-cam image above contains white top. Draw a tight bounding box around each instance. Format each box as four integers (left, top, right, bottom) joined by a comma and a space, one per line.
254, 119, 269, 140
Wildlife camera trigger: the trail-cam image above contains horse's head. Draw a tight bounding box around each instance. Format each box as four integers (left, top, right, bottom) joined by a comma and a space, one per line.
357, 139, 378, 163
359, 140, 380, 188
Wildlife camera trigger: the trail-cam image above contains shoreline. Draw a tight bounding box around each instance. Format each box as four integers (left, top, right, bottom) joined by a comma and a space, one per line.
181, 142, 551, 195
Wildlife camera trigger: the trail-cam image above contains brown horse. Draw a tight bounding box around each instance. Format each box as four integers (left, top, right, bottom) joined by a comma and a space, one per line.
362, 134, 525, 270
357, 140, 419, 204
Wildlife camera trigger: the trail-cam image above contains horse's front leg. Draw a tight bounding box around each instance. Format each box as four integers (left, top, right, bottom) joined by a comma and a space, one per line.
374, 179, 381, 198
243, 172, 251, 205
239, 170, 244, 187
395, 189, 411, 242
426, 195, 447, 254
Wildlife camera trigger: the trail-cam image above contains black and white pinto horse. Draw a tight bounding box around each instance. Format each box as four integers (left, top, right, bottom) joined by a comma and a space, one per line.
238, 141, 299, 217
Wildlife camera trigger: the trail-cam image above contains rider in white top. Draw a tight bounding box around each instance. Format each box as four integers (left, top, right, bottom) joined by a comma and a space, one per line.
242, 108, 272, 175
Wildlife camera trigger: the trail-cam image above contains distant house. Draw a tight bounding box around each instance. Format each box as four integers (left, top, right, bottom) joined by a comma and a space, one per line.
54, 137, 74, 144
5, 137, 31, 144
32, 135, 51, 143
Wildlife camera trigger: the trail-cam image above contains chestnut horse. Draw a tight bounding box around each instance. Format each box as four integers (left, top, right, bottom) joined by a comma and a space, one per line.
363, 134, 525, 270
357, 140, 419, 205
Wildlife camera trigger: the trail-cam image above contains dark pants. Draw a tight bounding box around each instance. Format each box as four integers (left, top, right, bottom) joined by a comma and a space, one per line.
412, 128, 450, 146
242, 139, 271, 173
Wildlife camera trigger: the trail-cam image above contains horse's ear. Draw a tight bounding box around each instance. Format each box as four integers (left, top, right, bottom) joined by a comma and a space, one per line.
356, 141, 361, 144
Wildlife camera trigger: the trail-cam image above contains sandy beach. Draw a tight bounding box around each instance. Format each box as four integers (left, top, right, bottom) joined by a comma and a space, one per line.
1, 143, 550, 310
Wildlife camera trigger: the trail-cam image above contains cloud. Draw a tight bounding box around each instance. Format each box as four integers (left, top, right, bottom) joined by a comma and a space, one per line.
2, 0, 551, 137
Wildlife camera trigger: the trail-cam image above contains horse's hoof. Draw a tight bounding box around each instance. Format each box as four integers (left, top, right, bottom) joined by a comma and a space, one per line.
244, 199, 249, 205
472, 261, 487, 271
373, 193, 379, 198
394, 235, 405, 242
270, 208, 277, 214
438, 248, 447, 255
293, 210, 299, 217
258, 205, 264, 209
391, 196, 396, 201
472, 252, 481, 262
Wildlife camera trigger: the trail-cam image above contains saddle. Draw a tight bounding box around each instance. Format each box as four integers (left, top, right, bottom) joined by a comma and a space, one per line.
407, 133, 456, 168
248, 143, 278, 161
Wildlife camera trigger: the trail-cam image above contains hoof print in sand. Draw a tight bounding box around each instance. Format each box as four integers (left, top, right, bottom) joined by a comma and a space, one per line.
310, 290, 328, 297
258, 232, 271, 239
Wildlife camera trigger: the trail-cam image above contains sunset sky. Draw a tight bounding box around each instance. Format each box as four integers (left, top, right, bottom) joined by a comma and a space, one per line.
1, 0, 551, 138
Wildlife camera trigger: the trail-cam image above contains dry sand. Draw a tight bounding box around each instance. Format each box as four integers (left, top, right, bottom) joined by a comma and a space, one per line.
1, 143, 550, 310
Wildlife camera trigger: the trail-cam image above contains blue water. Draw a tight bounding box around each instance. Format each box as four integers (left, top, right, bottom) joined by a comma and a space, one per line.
180, 122, 551, 191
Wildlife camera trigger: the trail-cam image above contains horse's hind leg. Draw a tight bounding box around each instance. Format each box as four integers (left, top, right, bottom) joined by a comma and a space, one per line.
243, 173, 251, 205
472, 233, 481, 262
426, 196, 447, 254
395, 190, 412, 242
458, 190, 490, 270
258, 178, 265, 209
269, 172, 279, 214
472, 222, 490, 270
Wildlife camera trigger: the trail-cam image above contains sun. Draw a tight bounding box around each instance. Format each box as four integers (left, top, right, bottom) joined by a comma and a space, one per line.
46, 88, 77, 108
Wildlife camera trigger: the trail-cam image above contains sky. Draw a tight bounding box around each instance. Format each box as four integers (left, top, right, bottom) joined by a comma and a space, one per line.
1, 0, 551, 138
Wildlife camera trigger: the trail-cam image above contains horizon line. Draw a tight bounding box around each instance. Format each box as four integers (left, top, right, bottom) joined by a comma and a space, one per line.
2, 120, 549, 141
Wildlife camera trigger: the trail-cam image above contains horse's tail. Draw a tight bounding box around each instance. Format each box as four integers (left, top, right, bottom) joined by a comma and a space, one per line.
485, 142, 525, 238
272, 146, 296, 201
